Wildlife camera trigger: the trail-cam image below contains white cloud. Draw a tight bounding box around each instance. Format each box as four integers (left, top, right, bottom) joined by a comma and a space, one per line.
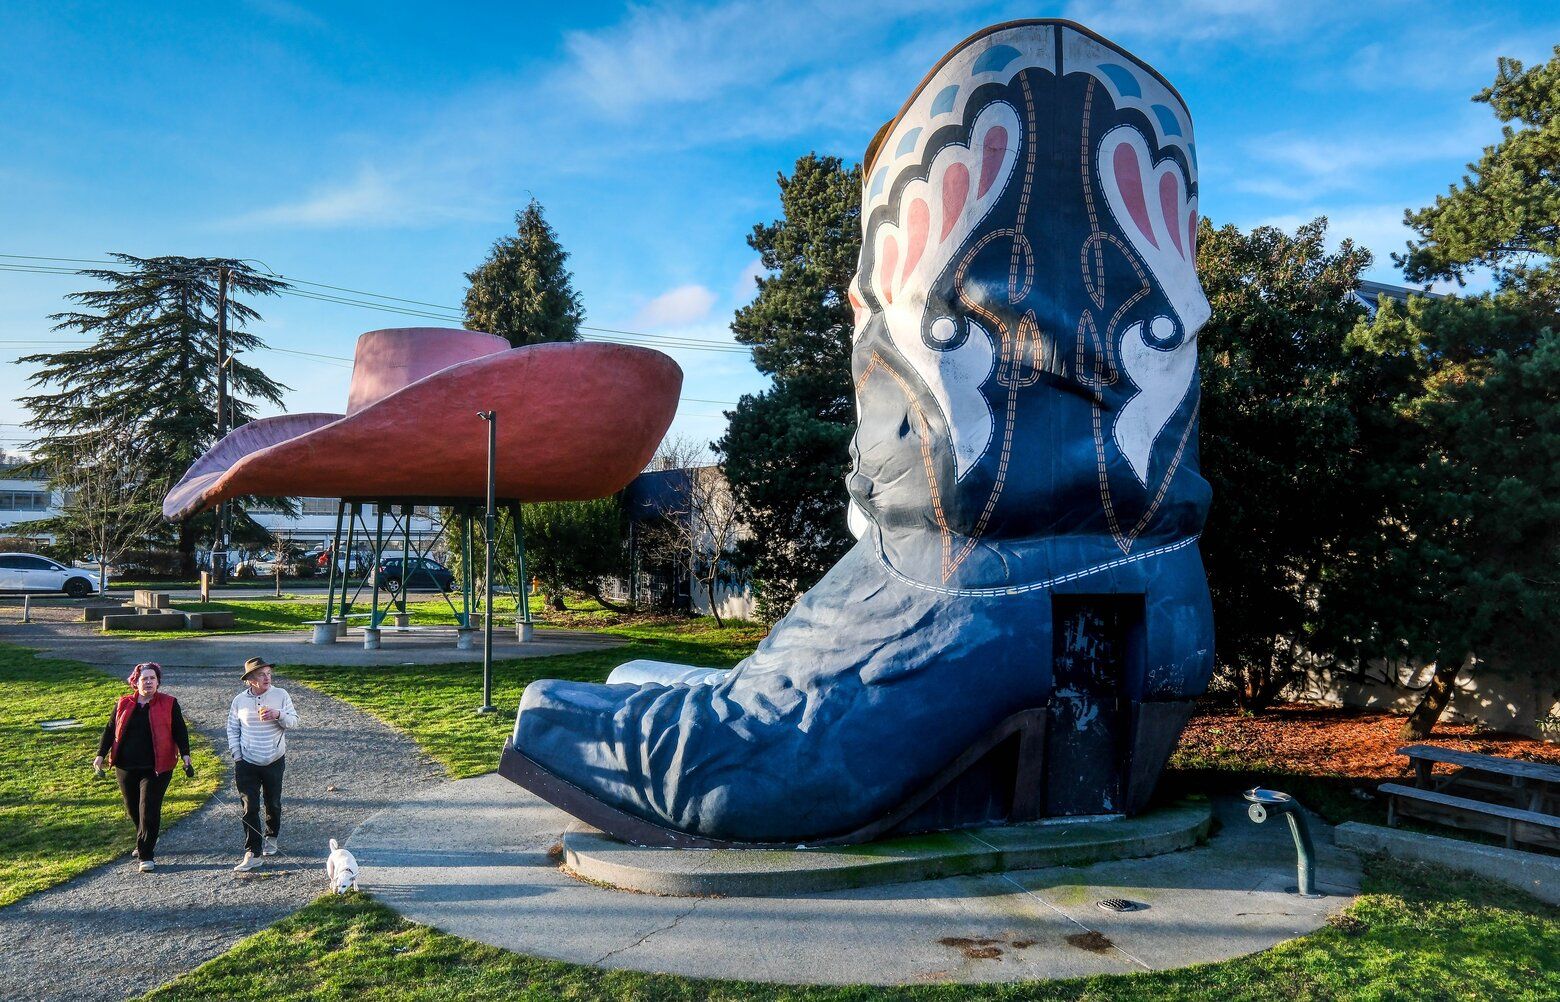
634, 284, 718, 328
1058, 0, 1343, 47
232, 168, 397, 227
244, 0, 326, 30
731, 257, 765, 304
1248, 203, 1414, 279
1232, 113, 1495, 203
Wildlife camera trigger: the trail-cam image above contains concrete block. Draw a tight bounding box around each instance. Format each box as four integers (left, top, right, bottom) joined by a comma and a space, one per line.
182, 611, 236, 630
133, 590, 171, 609
103, 612, 185, 631
393, 613, 411, 628
363, 627, 381, 650
306, 620, 337, 645
82, 604, 129, 622
1335, 822, 1560, 905
457, 628, 478, 650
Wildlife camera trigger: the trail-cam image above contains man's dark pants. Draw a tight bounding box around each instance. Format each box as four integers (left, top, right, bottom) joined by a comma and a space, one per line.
234, 756, 285, 855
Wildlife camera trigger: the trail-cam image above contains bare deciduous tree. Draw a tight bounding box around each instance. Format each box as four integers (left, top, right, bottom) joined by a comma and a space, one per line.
48, 423, 166, 592
641, 437, 746, 626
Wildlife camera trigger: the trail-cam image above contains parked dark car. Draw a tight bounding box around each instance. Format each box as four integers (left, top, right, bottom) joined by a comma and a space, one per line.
375, 556, 455, 592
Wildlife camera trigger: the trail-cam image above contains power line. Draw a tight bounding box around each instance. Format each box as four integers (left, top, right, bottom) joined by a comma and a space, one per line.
0, 253, 754, 354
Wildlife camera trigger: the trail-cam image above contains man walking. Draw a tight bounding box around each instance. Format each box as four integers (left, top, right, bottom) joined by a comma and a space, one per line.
226, 656, 299, 872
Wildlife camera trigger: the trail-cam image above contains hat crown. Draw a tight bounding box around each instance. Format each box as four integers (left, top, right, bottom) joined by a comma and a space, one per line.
346, 328, 512, 415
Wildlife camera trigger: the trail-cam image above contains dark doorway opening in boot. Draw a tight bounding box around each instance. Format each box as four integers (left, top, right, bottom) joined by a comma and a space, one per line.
1045, 594, 1144, 816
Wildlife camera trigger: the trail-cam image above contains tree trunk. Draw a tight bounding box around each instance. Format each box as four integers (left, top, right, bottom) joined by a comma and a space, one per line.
585, 584, 629, 613
177, 518, 198, 578
705, 578, 724, 628
1402, 651, 1467, 740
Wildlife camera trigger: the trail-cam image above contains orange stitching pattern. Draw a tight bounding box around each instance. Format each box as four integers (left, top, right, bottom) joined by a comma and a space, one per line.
1077, 73, 1194, 555
932, 69, 1043, 581
857, 351, 954, 576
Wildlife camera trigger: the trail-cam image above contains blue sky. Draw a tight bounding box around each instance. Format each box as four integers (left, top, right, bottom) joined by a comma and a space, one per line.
1, 0, 1555, 456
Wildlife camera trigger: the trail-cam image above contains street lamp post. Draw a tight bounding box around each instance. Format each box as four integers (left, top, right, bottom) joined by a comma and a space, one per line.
477, 410, 497, 714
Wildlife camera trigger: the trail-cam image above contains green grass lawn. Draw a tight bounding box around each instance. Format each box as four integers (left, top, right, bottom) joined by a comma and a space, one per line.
107, 578, 321, 591
0, 644, 221, 907
114, 592, 555, 640
281, 615, 765, 778
141, 858, 1560, 1001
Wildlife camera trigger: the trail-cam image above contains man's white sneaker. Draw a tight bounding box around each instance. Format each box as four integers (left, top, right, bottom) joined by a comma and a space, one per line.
262, 837, 278, 856
233, 851, 262, 873
138, 860, 156, 872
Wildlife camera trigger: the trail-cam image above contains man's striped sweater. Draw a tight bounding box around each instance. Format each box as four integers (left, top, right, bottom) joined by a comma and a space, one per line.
226, 686, 299, 765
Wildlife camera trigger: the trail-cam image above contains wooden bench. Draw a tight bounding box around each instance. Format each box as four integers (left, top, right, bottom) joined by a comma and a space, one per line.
1383, 745, 1560, 850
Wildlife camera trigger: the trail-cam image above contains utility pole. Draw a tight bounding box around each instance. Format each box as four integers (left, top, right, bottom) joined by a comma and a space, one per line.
213, 265, 230, 585
477, 410, 497, 714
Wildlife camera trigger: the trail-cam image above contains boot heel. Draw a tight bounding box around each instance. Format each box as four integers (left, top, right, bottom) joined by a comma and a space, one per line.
862, 708, 1049, 840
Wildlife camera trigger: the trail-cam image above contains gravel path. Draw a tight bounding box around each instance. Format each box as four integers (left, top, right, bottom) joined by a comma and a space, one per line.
0, 648, 444, 1001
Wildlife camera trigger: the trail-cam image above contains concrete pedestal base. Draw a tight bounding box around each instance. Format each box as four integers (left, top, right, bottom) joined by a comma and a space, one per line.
516, 621, 535, 643
363, 627, 381, 650
565, 800, 1213, 897
307, 621, 337, 645
456, 628, 478, 650
393, 613, 411, 628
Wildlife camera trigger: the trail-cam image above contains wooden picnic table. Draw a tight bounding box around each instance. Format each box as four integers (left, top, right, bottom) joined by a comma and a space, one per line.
1379, 744, 1560, 850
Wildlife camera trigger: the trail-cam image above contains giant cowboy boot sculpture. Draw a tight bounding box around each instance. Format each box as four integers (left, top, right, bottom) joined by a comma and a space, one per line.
502, 19, 1214, 847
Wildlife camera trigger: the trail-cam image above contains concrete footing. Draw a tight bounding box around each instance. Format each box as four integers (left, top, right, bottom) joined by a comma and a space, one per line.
393, 613, 411, 628
517, 621, 534, 643
564, 799, 1213, 897
456, 628, 478, 650
103, 612, 185, 631
363, 627, 381, 650
1335, 821, 1560, 904
307, 621, 337, 644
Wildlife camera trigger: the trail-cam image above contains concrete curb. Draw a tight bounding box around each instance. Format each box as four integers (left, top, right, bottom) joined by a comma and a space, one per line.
1334, 822, 1560, 905
564, 798, 1212, 897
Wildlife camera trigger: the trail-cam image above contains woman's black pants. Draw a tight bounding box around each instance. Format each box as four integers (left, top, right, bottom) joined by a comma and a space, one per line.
115, 767, 173, 861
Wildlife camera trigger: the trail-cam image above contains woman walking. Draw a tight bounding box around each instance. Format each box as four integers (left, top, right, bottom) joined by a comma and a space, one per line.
93, 662, 193, 872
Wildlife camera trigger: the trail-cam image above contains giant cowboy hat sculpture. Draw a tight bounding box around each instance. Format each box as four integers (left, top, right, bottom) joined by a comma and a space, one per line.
163, 328, 682, 519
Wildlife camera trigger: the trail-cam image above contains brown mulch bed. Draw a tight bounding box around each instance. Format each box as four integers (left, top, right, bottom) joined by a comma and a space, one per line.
1173, 702, 1560, 781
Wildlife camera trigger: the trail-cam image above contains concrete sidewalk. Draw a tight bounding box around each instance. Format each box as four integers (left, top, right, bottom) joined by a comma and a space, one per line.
349, 775, 1362, 986
0, 659, 444, 1002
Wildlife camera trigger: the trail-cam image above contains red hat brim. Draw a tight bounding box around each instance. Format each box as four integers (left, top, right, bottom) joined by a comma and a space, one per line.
163, 342, 682, 519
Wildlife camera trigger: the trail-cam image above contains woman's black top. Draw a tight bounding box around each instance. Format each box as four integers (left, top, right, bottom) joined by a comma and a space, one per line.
97, 699, 191, 771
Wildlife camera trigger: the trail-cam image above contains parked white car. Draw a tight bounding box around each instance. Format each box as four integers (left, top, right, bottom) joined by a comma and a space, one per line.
0, 553, 99, 597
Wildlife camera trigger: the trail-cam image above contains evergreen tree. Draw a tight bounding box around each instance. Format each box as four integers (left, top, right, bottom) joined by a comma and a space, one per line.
519, 497, 627, 611
1194, 218, 1382, 711
19, 255, 288, 569
1398, 46, 1560, 310
463, 199, 585, 346
1344, 293, 1560, 738
715, 153, 861, 620
1352, 47, 1560, 737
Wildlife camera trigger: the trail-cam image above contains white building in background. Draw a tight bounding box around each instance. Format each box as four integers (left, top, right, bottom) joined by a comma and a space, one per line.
244, 498, 444, 552
0, 458, 60, 540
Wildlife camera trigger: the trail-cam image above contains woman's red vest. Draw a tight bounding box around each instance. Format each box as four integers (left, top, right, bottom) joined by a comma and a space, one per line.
111, 691, 177, 774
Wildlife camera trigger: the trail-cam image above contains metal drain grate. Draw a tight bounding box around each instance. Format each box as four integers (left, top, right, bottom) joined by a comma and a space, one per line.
1097, 898, 1141, 912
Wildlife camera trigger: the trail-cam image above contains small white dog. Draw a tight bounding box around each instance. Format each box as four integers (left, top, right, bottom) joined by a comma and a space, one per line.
325, 838, 359, 894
